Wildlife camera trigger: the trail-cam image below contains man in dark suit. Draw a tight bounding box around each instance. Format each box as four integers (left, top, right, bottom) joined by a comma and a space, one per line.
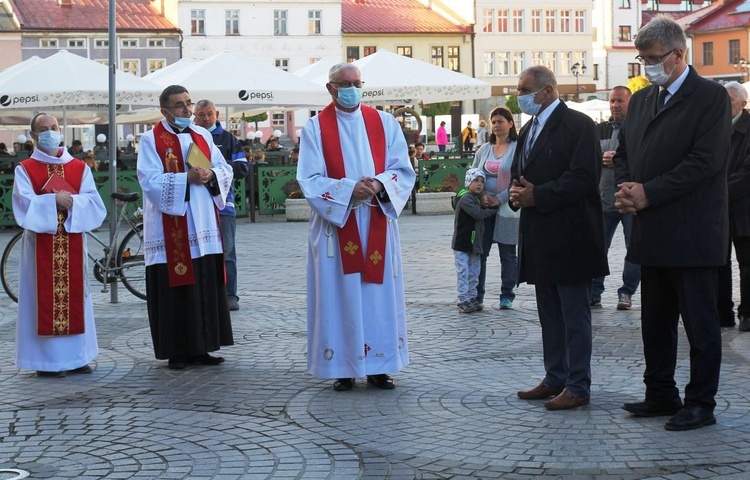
614, 16, 730, 431
509, 65, 608, 411
718, 82, 750, 331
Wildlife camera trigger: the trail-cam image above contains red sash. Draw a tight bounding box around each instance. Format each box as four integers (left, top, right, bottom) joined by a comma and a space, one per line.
21, 158, 86, 336
153, 122, 212, 287
318, 103, 388, 284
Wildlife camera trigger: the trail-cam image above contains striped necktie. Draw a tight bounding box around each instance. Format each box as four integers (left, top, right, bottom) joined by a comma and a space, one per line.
523, 117, 538, 166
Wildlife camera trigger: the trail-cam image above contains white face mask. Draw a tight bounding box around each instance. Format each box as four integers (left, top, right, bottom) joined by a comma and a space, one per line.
644, 51, 676, 86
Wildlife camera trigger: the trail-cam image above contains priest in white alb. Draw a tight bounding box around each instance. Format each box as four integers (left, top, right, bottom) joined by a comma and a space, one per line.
12, 112, 107, 377
137, 85, 234, 370
297, 63, 416, 391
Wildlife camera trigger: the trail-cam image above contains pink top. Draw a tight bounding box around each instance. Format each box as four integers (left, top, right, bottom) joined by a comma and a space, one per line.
436, 126, 448, 146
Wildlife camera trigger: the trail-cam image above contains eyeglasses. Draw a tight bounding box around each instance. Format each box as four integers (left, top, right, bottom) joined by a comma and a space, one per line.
330, 81, 365, 88
165, 101, 194, 111
635, 49, 675, 66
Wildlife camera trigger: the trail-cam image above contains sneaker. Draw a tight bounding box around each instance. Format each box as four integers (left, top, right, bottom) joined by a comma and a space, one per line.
458, 300, 475, 313
471, 298, 483, 311
616, 293, 632, 311
590, 299, 602, 308
499, 298, 513, 310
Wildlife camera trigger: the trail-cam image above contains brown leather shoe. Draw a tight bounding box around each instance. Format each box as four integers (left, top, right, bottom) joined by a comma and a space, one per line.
544, 388, 590, 410
517, 381, 564, 400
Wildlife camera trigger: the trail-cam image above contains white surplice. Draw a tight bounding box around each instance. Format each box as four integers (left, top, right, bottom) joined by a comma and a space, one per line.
137, 120, 232, 266
297, 105, 416, 379
12, 148, 107, 372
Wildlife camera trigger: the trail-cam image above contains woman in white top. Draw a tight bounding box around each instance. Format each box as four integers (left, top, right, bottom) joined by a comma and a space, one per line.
471, 107, 519, 310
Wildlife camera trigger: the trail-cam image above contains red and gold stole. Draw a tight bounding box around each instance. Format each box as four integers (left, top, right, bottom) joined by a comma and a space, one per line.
318, 103, 388, 284
21, 158, 86, 336
153, 122, 212, 287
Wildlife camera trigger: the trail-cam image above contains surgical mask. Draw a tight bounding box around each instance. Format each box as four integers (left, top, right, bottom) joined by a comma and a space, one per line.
644, 52, 676, 86
518, 88, 545, 116
37, 130, 62, 152
167, 109, 195, 129
207, 123, 217, 133
335, 86, 362, 108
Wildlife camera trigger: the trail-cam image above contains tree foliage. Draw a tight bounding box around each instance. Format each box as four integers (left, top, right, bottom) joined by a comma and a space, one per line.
627, 76, 651, 94
505, 95, 521, 114
242, 112, 268, 130
420, 101, 452, 117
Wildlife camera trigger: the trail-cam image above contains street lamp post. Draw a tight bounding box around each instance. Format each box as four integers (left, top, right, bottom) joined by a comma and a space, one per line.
734, 57, 749, 81
571, 62, 587, 101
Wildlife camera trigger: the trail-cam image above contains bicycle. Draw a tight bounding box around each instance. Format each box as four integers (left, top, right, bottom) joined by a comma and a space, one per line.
1, 191, 146, 303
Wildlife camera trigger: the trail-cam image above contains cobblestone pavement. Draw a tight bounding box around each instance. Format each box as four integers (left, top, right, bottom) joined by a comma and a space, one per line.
1, 212, 750, 480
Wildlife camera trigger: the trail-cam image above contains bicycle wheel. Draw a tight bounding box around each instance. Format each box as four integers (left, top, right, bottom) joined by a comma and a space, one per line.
1, 231, 23, 303
117, 224, 147, 300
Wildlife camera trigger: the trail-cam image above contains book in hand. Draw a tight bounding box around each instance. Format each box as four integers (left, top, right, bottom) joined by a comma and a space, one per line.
41, 173, 77, 194
186, 143, 213, 169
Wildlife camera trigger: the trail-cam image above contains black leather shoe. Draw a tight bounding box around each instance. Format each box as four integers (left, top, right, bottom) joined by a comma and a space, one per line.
67, 365, 92, 374
739, 315, 750, 332
193, 354, 225, 365
367, 374, 395, 389
333, 378, 355, 391
622, 399, 683, 417
168, 358, 188, 370
37, 370, 65, 378
665, 405, 716, 431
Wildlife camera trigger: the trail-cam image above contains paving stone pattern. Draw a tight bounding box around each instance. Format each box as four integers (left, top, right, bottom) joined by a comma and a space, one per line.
1, 213, 750, 479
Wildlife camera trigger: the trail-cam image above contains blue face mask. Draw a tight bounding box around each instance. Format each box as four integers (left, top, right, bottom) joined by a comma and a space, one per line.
335, 86, 363, 108
207, 123, 217, 133
37, 130, 63, 152
518, 88, 546, 116
166, 109, 195, 129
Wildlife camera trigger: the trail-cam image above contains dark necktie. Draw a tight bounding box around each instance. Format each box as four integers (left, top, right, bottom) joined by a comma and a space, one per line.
523, 117, 539, 165
658, 88, 669, 110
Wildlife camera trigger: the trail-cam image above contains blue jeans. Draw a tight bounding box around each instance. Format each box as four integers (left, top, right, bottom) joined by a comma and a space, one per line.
438, 145, 446, 152
454, 251, 481, 303
220, 215, 238, 301
591, 212, 640, 300
477, 215, 518, 304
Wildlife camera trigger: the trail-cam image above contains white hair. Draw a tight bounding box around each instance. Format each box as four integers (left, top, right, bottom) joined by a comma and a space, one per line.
725, 81, 748, 102
328, 63, 360, 82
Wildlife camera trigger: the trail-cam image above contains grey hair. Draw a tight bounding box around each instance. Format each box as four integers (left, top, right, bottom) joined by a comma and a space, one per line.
635, 16, 687, 52
30, 112, 54, 131
521, 65, 557, 88
328, 63, 360, 82
725, 81, 748, 102
195, 99, 216, 110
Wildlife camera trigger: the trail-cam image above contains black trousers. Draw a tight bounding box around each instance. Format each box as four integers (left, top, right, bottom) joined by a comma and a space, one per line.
640, 266, 722, 410
718, 236, 750, 320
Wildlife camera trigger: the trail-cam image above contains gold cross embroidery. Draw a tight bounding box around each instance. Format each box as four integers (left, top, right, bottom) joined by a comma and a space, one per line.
344, 241, 359, 255
370, 250, 382, 265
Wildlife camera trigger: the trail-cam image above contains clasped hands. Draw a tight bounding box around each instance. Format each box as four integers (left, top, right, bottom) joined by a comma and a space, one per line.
353, 176, 383, 200
187, 167, 214, 185
508, 177, 535, 208
614, 182, 649, 214
55, 191, 73, 211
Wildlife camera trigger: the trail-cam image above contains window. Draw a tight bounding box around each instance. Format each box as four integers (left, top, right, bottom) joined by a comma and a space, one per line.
544, 51, 557, 72
560, 11, 571, 33
560, 51, 572, 74
621, 0, 631, 7
226, 10, 239, 35
512, 10, 524, 33
545, 10, 556, 33
482, 9, 493, 33
272, 112, 285, 127
94, 39, 108, 48
95, 59, 109, 66
496, 9, 508, 33
496, 52, 509, 76
308, 10, 321, 35
628, 63, 640, 78
483, 52, 495, 76
431, 46, 444, 67
681, 0, 694, 8
346, 46, 360, 62
703, 42, 714, 66
122, 60, 139, 76
309, 58, 320, 64
729, 39, 741, 63
574, 10, 585, 33
364, 46, 377, 56
531, 51, 543, 67
512, 51, 525, 75
593, 64, 599, 81
148, 59, 166, 74
274, 10, 288, 35
121, 39, 137, 48
531, 10, 542, 33
275, 58, 289, 72
447, 47, 460, 71
619, 26, 631, 42
68, 39, 84, 48
40, 38, 58, 48
397, 46, 412, 58
191, 10, 205, 35
148, 38, 165, 48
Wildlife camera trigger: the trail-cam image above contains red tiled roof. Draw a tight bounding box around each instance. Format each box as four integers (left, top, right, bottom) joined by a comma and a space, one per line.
342, 0, 471, 34
686, 0, 750, 33
10, 0, 178, 32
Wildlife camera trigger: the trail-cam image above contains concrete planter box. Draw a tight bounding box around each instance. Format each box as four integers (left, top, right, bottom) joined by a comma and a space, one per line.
416, 191, 454, 215
284, 198, 311, 222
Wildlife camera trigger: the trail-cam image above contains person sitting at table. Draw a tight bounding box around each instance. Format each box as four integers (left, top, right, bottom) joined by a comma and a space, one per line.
266, 137, 284, 152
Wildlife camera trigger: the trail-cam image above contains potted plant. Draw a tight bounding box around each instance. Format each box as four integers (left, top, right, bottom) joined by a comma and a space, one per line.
283, 179, 311, 221
415, 173, 460, 214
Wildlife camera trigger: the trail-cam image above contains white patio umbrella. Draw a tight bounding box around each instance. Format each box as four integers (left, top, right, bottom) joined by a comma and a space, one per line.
293, 59, 338, 83
0, 50, 161, 111
567, 99, 611, 122
143, 51, 329, 108
310, 49, 491, 104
